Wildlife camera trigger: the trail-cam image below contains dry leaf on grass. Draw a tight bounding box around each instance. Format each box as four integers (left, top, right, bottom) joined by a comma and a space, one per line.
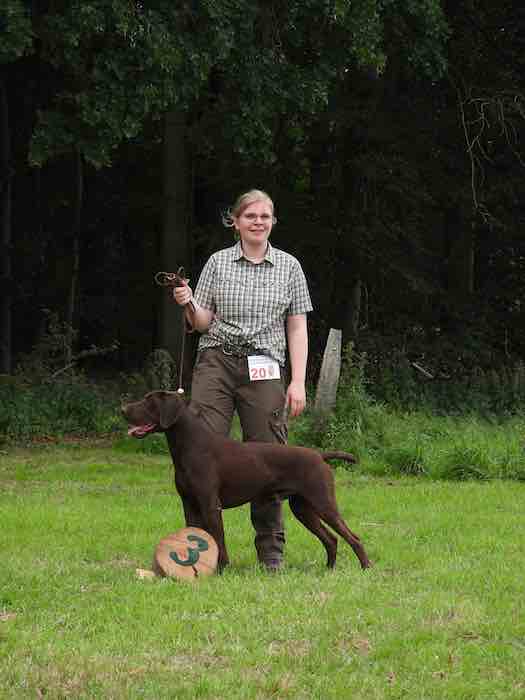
0, 611, 17, 622
136, 568, 156, 580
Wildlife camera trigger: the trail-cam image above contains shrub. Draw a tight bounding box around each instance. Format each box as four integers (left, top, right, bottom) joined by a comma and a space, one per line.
437, 445, 492, 481
0, 381, 120, 440
305, 344, 390, 464
357, 328, 525, 416
382, 444, 427, 476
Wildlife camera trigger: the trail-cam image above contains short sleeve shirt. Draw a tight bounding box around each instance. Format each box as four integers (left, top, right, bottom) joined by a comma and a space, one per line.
193, 241, 313, 366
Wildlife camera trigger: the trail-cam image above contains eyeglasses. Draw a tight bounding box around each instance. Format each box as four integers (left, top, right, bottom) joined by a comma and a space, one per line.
242, 213, 273, 222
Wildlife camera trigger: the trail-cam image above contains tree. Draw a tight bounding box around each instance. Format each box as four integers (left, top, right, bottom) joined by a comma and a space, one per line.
24, 2, 202, 366
0, 0, 32, 374
442, 1, 525, 309
263, 0, 451, 345
156, 0, 397, 369
164, 0, 450, 352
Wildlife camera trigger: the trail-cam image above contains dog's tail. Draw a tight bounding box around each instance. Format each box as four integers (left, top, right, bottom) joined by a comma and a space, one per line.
320, 450, 358, 464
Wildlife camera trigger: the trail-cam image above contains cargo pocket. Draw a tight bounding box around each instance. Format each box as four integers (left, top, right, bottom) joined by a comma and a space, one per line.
269, 408, 288, 445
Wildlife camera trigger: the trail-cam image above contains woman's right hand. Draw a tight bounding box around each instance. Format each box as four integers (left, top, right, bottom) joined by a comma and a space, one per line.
172, 278, 214, 333
173, 280, 194, 307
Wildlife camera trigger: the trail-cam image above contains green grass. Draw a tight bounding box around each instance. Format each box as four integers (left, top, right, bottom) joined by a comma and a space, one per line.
311, 406, 525, 482
2, 378, 524, 483
1, 442, 525, 698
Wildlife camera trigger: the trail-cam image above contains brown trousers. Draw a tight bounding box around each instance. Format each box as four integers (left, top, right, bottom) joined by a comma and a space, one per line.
190, 347, 287, 565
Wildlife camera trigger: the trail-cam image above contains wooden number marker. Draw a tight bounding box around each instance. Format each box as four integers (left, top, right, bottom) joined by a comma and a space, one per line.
153, 527, 218, 581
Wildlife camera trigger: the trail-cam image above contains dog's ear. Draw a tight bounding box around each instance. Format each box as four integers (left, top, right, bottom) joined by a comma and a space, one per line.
152, 391, 185, 430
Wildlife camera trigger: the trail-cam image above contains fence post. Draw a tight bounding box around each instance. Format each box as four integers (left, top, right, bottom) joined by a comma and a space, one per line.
314, 328, 342, 413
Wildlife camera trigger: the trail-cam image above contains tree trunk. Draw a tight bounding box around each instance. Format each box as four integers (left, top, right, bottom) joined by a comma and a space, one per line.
159, 110, 194, 387
0, 72, 12, 374
65, 148, 83, 366
447, 211, 475, 302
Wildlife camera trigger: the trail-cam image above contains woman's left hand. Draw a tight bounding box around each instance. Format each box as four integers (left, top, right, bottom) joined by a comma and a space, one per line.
286, 380, 306, 418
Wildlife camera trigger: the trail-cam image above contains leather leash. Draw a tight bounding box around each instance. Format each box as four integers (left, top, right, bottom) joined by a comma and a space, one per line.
155, 267, 196, 312
155, 267, 194, 394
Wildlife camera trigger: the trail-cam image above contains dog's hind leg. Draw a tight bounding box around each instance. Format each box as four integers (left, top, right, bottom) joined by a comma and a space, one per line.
316, 507, 370, 570
288, 495, 338, 568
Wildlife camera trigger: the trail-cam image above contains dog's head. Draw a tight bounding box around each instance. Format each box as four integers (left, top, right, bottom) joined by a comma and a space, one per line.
121, 390, 186, 438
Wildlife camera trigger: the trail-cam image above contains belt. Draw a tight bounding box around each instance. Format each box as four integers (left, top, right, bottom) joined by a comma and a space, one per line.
220, 343, 257, 357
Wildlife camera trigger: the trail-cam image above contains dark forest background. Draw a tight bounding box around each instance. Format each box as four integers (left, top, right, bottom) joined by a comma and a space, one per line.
1, 1, 524, 398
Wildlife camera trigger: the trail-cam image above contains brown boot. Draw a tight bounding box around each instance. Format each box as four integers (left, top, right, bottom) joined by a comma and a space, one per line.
251, 497, 285, 569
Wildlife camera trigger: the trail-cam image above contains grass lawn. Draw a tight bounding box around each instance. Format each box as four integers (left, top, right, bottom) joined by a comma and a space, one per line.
1, 440, 524, 699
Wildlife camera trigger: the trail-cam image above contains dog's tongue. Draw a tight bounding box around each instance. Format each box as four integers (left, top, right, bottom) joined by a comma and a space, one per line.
128, 424, 156, 438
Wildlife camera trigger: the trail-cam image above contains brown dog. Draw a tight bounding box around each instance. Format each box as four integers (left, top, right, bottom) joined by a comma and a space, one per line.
122, 391, 370, 572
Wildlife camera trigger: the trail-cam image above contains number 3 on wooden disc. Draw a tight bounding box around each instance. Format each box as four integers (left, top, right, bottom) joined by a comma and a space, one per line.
153, 527, 218, 581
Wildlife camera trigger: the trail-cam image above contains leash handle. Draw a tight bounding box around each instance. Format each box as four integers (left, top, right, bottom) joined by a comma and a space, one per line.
155, 266, 194, 394
155, 267, 196, 312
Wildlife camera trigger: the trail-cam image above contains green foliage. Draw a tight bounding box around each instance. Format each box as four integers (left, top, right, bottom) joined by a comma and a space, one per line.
437, 445, 491, 481
2, 365, 524, 487
380, 0, 450, 77
0, 382, 120, 440
0, 0, 32, 64
382, 443, 427, 476
14, 311, 77, 382
297, 344, 391, 462
357, 329, 525, 416
195, 0, 449, 164
29, 0, 413, 166
31, 2, 186, 166
295, 344, 525, 483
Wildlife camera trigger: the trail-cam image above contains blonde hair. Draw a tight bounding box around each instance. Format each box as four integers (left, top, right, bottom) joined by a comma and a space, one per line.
222, 189, 277, 228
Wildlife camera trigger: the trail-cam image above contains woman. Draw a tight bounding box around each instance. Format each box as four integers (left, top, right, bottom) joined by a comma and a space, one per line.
173, 189, 312, 571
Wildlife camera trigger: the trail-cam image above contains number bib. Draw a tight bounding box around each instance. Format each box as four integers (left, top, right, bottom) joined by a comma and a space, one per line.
248, 354, 281, 381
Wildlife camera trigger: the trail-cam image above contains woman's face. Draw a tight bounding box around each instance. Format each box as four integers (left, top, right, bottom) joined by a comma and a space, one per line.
234, 199, 274, 248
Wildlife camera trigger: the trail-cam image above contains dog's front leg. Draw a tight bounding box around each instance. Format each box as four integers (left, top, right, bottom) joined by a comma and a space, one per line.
180, 493, 204, 530
200, 498, 230, 572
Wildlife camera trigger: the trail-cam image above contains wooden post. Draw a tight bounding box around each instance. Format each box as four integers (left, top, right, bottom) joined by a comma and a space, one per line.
314, 328, 342, 413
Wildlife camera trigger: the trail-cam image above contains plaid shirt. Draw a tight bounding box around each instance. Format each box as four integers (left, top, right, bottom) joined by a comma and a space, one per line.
193, 241, 313, 366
